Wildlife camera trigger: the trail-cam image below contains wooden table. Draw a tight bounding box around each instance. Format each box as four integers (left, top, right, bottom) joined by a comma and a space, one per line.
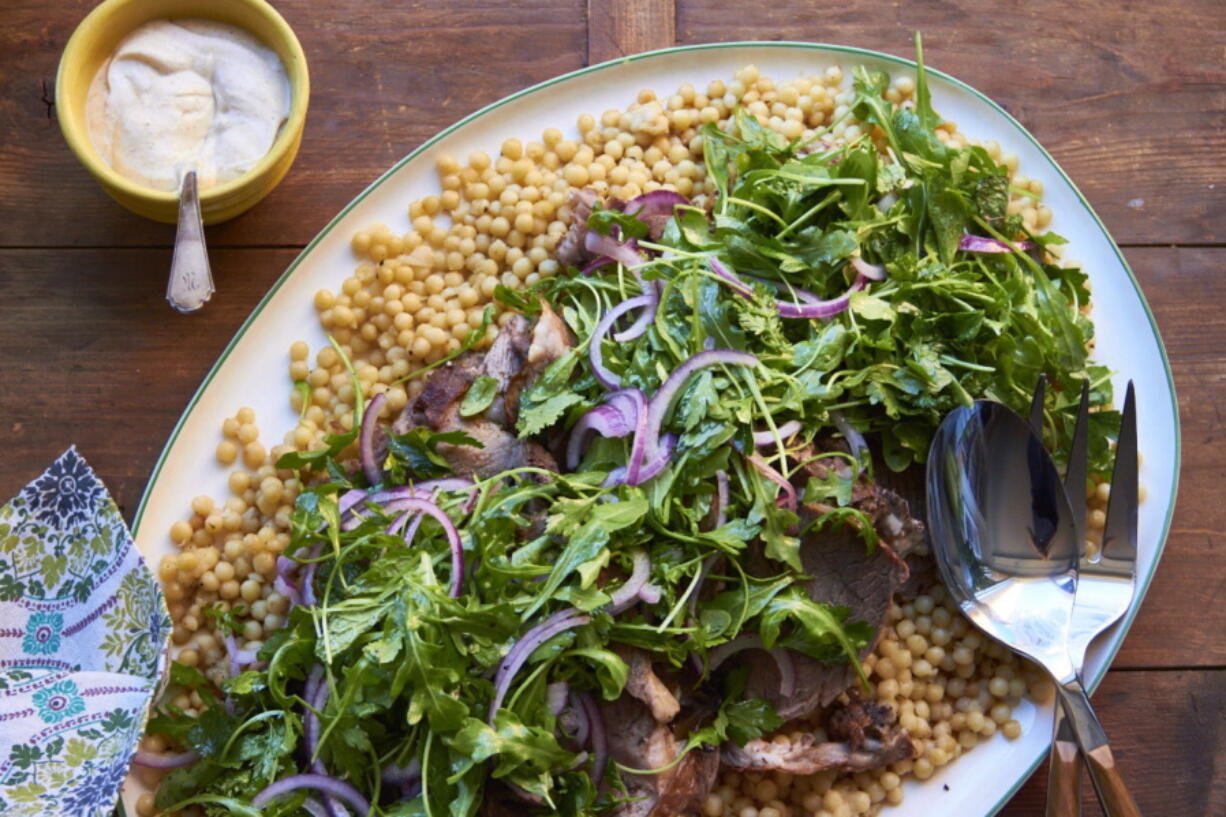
2, 1, 1223, 813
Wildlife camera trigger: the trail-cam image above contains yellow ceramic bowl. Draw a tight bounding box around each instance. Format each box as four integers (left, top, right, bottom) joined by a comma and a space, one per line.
56, 0, 309, 225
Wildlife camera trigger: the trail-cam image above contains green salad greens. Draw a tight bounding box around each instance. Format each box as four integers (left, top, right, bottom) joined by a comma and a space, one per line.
147, 37, 1113, 817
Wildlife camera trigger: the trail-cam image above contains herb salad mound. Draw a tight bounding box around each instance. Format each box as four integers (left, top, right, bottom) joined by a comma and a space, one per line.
146, 39, 1111, 817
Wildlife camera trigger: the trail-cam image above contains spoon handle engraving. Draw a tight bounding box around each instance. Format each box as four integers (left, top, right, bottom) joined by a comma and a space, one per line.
167, 171, 214, 313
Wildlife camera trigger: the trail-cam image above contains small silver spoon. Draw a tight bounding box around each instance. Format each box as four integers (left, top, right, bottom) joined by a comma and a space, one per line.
166, 170, 214, 312
926, 400, 1142, 817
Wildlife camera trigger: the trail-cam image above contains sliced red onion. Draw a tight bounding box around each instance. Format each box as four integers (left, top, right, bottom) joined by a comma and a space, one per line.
547, 681, 570, 716
613, 280, 660, 344
711, 257, 877, 320
606, 550, 651, 614
708, 257, 754, 298
752, 419, 803, 448
707, 634, 796, 695
576, 691, 608, 784
252, 774, 371, 814
301, 799, 330, 817
274, 555, 304, 607
580, 255, 615, 275
622, 190, 690, 239
638, 583, 663, 604
377, 497, 465, 597
958, 234, 1036, 253
747, 452, 797, 511
343, 479, 477, 530
566, 389, 645, 470
131, 748, 199, 769
338, 489, 367, 516
222, 632, 259, 677
358, 392, 387, 487
775, 278, 868, 319
631, 433, 676, 485
301, 543, 322, 606
589, 295, 654, 389
830, 409, 870, 464
632, 350, 758, 487
489, 612, 591, 721
850, 255, 886, 281
584, 230, 644, 269
305, 669, 330, 776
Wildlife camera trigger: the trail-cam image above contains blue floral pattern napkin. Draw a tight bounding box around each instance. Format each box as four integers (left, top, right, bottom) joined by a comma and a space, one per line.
0, 448, 171, 817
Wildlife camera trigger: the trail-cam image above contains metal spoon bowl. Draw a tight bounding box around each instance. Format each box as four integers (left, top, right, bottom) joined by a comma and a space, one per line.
927, 400, 1142, 817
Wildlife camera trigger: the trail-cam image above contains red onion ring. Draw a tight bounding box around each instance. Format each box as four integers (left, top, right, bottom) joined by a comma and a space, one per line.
958, 234, 1036, 253
576, 691, 608, 784
752, 419, 803, 448
376, 497, 465, 597
632, 350, 758, 486
606, 550, 651, 614
358, 392, 387, 487
489, 612, 590, 721
252, 774, 370, 814
747, 452, 797, 511
589, 295, 654, 389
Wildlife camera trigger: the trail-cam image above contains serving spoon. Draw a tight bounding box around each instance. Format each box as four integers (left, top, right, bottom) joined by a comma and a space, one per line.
166, 170, 214, 312
926, 400, 1142, 817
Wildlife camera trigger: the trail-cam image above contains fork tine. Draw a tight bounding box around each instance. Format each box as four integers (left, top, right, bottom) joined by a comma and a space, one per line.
1102, 381, 1137, 561
1029, 373, 1047, 438
1066, 380, 1091, 551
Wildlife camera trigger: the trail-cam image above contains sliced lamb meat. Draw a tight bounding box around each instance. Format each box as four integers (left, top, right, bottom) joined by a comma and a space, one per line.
740, 481, 920, 721
479, 314, 534, 427
721, 695, 913, 775
390, 309, 569, 478
499, 302, 573, 428
616, 645, 681, 724
601, 694, 719, 817
556, 187, 600, 268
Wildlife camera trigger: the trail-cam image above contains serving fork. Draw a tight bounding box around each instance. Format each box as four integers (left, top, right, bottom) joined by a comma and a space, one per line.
926, 381, 1143, 817
1034, 378, 1141, 817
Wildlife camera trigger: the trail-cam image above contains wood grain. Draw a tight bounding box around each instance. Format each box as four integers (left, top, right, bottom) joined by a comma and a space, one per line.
676, 0, 1226, 247
1000, 669, 1226, 816
587, 0, 676, 64
0, 0, 587, 249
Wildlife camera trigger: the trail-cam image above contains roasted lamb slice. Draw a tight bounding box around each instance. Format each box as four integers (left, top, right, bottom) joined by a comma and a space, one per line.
556, 187, 600, 268
739, 480, 920, 721
391, 308, 570, 478
617, 645, 681, 725
601, 693, 719, 817
721, 695, 913, 775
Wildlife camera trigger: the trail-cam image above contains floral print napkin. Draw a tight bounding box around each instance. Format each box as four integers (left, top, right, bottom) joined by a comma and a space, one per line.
0, 448, 170, 817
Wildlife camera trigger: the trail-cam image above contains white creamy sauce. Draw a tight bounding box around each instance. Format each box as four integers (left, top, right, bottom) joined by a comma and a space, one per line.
85, 19, 291, 193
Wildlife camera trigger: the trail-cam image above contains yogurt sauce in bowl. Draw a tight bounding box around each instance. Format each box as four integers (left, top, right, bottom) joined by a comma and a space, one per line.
84, 18, 291, 193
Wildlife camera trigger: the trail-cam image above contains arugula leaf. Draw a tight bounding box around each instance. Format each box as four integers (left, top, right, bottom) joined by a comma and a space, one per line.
516, 349, 583, 437
387, 427, 483, 480
587, 203, 649, 240
460, 376, 500, 418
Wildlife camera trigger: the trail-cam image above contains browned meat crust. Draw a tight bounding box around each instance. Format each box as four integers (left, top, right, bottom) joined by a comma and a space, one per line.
721, 695, 914, 775
556, 187, 600, 268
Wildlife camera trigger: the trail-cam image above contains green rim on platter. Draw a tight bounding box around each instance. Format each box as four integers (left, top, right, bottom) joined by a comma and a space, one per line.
131, 41, 1181, 817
